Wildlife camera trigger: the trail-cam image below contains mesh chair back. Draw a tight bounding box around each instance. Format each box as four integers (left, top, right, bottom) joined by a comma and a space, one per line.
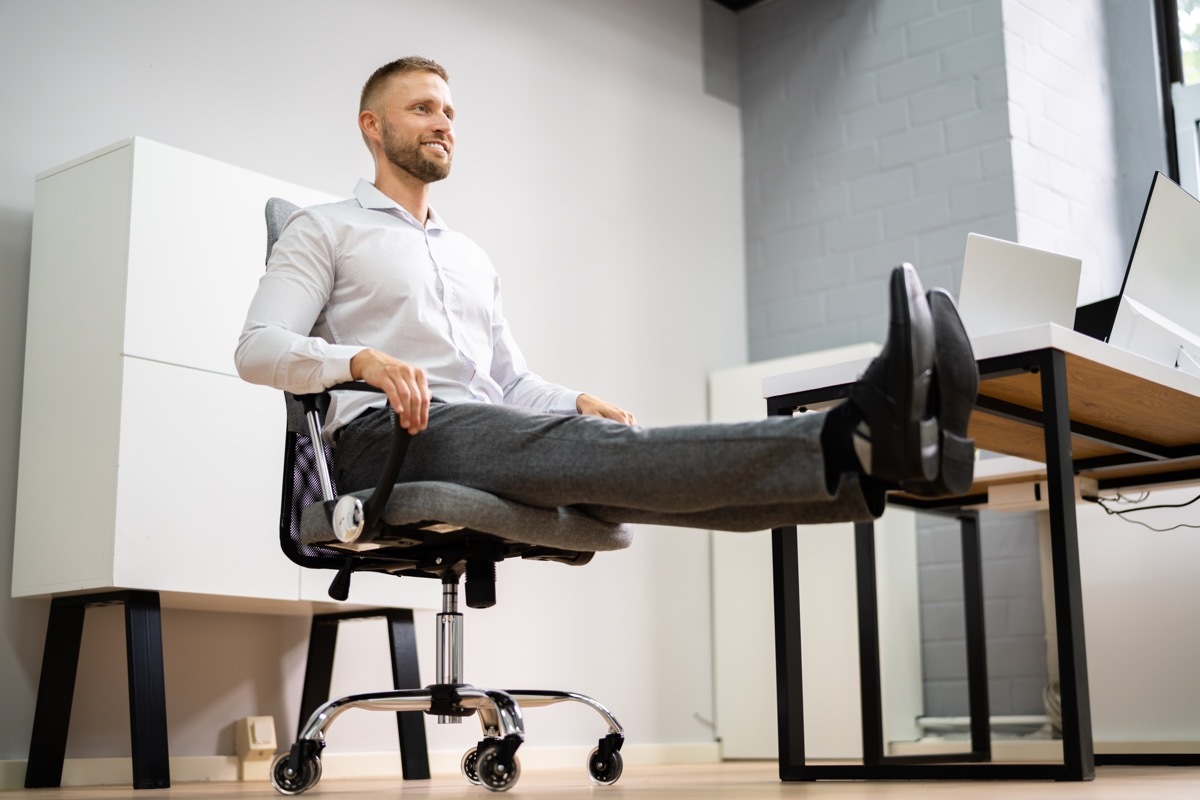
278, 394, 354, 569
265, 197, 300, 264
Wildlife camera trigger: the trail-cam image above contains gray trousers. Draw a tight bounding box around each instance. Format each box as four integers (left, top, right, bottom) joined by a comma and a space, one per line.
333, 402, 882, 532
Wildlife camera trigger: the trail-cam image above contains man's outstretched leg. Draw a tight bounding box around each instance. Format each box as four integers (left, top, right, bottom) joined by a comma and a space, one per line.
579, 266, 978, 530
332, 264, 978, 528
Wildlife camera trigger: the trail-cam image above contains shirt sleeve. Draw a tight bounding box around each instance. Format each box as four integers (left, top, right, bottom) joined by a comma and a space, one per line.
234, 209, 365, 394
489, 276, 581, 414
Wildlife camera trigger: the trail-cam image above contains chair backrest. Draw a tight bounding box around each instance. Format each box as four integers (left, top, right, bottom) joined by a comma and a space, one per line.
265, 197, 366, 571
265, 197, 300, 264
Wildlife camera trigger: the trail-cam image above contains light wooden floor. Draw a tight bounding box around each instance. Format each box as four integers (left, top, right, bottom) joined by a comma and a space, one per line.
6, 762, 1200, 799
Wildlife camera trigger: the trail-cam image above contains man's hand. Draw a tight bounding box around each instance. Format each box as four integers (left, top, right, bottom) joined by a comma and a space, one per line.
350, 349, 431, 434
577, 393, 636, 425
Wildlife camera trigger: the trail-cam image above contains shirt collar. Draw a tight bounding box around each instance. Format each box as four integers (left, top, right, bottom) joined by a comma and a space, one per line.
353, 178, 448, 231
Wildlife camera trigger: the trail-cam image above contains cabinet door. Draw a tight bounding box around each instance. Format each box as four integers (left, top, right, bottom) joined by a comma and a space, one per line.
112, 357, 299, 600
123, 137, 337, 375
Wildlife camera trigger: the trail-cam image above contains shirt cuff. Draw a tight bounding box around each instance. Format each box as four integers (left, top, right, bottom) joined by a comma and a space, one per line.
554, 390, 583, 415
322, 345, 368, 386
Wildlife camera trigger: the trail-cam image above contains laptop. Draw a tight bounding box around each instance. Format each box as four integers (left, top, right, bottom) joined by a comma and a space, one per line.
955, 233, 1083, 340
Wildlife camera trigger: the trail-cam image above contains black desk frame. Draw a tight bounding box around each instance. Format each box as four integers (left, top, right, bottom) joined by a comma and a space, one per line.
769, 347, 1096, 781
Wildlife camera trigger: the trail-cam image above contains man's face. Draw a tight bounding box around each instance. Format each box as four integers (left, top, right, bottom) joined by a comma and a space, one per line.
376, 71, 455, 184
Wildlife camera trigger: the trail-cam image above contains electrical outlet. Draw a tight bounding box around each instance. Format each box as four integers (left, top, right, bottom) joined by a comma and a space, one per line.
235, 715, 278, 781
235, 715, 277, 759
987, 477, 1099, 512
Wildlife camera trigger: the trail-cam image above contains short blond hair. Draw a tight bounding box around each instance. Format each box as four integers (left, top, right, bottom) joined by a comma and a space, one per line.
360, 56, 449, 113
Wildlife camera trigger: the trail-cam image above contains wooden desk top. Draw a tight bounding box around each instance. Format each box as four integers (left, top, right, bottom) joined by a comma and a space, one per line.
763, 324, 1200, 498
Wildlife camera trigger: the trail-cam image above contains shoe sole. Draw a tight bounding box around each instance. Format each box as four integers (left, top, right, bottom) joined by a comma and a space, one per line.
904, 288, 978, 495
869, 265, 939, 483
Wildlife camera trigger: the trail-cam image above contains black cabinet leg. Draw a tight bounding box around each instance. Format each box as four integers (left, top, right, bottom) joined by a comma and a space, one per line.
297, 617, 339, 740
24, 598, 86, 788
124, 592, 170, 789
299, 610, 430, 781
387, 609, 430, 780
27, 591, 170, 790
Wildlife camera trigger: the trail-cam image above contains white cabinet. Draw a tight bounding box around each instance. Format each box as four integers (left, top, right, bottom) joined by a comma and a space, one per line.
13, 137, 438, 612
708, 346, 923, 760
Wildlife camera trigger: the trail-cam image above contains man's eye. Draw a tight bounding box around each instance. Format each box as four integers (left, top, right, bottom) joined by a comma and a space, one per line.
414, 104, 427, 112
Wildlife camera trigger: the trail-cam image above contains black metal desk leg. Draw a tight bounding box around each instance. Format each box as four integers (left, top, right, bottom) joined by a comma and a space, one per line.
960, 512, 992, 760
387, 610, 430, 780
853, 522, 885, 765
124, 591, 170, 789
24, 598, 86, 788
1039, 350, 1095, 781
772, 525, 810, 779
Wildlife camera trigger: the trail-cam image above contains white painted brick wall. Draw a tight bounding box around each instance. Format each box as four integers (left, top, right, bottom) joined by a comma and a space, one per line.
1002, 0, 1126, 303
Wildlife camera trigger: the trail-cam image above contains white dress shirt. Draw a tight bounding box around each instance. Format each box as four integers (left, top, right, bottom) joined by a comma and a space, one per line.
236, 180, 580, 438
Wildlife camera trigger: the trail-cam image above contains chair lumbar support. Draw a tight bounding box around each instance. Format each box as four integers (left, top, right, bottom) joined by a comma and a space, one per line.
331, 495, 365, 543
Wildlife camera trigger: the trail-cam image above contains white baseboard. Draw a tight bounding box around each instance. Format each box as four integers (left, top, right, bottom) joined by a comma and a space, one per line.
888, 738, 1200, 762
0, 741, 721, 789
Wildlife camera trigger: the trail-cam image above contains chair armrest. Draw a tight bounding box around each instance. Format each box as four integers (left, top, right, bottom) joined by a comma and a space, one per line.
297, 381, 410, 543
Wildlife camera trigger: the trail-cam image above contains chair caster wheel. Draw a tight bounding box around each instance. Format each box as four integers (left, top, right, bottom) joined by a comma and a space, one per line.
476, 743, 521, 792
270, 751, 322, 795
461, 746, 482, 785
587, 745, 623, 785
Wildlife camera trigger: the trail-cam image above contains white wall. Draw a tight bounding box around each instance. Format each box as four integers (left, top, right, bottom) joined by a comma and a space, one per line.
1002, 0, 1128, 304
0, 0, 744, 766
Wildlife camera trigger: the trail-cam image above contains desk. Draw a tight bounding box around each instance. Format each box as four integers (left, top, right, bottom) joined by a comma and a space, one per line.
764, 323, 1200, 781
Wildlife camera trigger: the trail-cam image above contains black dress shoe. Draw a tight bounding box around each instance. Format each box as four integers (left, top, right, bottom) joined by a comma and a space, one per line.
846, 264, 939, 484
903, 288, 978, 496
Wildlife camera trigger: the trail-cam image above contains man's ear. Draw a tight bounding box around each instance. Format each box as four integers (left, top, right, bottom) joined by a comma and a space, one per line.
359, 108, 382, 148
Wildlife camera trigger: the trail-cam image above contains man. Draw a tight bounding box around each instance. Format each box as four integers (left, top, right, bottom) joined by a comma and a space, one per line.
236, 56, 977, 531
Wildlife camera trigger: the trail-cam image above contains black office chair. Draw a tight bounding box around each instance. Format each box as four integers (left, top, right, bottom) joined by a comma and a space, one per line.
264, 198, 632, 794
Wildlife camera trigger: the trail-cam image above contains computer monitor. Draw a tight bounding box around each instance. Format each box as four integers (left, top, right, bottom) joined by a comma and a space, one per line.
1107, 171, 1200, 374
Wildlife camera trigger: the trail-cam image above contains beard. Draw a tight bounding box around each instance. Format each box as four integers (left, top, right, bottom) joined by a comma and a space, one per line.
382, 123, 451, 184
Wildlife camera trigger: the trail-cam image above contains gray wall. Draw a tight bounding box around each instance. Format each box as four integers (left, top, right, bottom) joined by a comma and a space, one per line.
740, 0, 1016, 364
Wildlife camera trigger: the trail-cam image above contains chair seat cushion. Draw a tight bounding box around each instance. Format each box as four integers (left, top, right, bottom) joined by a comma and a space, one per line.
300, 481, 633, 552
